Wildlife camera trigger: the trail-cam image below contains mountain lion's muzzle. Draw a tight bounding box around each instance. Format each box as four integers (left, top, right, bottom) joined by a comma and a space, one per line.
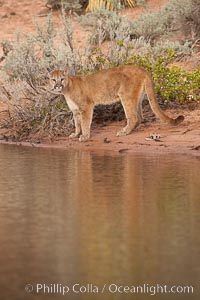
53, 84, 63, 92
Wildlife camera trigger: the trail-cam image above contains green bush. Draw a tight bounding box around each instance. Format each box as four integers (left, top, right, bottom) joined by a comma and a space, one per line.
153, 62, 200, 103
125, 50, 200, 103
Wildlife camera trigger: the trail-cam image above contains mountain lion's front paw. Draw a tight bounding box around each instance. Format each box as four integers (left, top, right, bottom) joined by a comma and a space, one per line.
79, 134, 90, 142
69, 133, 80, 138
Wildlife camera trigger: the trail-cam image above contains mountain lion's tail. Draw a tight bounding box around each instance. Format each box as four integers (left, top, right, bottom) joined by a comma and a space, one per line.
144, 75, 184, 125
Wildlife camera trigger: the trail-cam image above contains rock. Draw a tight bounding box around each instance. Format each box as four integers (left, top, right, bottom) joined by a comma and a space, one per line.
104, 137, 111, 143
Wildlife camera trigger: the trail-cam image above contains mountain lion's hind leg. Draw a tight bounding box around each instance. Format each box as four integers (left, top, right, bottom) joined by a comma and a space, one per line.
69, 111, 82, 138
117, 97, 139, 137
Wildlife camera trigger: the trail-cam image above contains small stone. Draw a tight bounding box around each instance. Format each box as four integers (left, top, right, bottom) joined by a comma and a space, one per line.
104, 137, 111, 143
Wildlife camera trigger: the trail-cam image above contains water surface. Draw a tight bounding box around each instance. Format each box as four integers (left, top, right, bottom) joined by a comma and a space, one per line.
0, 145, 200, 300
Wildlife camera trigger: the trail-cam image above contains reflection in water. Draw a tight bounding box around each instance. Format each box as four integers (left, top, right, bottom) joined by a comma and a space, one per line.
0, 145, 199, 300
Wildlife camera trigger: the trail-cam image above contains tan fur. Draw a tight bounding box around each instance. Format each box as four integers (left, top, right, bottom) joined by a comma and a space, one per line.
49, 66, 184, 142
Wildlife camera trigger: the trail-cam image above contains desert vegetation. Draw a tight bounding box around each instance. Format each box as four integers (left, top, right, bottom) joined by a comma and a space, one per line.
0, 0, 199, 141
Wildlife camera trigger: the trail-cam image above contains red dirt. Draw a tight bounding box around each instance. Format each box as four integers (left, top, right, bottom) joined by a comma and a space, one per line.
121, 0, 168, 19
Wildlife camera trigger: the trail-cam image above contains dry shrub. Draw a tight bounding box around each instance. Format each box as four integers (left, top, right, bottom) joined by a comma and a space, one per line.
180, 0, 200, 39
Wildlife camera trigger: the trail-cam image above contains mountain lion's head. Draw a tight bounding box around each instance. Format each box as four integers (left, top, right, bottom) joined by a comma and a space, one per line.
49, 70, 67, 93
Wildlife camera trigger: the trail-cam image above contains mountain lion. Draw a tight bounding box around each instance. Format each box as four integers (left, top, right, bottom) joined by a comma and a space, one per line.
49, 66, 184, 142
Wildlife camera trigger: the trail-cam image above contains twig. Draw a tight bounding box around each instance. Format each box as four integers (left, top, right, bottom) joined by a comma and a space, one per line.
191, 145, 200, 150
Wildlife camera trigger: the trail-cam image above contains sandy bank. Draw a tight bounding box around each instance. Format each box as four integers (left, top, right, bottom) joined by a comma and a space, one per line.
1, 109, 200, 157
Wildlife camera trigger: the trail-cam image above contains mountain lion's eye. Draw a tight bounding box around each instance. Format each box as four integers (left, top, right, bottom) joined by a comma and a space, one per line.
52, 79, 56, 82
61, 78, 64, 82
